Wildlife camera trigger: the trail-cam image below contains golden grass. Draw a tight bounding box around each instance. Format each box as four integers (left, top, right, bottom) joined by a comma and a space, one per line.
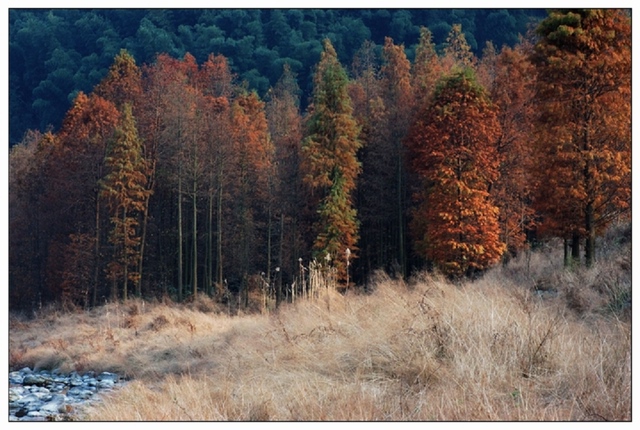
9, 235, 631, 421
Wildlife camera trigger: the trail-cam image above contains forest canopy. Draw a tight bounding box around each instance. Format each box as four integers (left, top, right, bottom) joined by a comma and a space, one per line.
9, 8, 545, 145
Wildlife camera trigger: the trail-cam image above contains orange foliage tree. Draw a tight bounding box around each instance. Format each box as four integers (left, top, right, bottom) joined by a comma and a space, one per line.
100, 103, 150, 300
412, 26, 443, 111
530, 9, 631, 266
479, 41, 537, 258
442, 24, 475, 72
227, 91, 274, 304
406, 68, 504, 278
51, 91, 120, 305
93, 49, 142, 111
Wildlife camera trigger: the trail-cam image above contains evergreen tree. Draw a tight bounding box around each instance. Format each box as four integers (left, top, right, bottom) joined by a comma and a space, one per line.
302, 39, 362, 284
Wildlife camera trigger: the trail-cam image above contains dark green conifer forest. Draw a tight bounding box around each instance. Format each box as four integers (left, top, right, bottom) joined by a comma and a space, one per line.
9, 8, 545, 145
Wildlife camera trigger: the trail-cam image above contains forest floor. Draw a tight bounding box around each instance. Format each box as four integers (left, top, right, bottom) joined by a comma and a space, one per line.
8, 222, 631, 421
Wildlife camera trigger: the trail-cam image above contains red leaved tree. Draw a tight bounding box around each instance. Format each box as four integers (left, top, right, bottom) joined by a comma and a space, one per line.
406, 68, 504, 278
479, 40, 537, 259
530, 9, 631, 266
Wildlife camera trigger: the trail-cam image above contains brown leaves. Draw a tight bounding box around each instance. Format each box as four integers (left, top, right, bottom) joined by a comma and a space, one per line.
531, 9, 631, 256
406, 68, 504, 277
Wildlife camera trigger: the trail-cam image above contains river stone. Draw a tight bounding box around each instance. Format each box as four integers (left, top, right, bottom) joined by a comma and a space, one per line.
23, 374, 50, 386
9, 368, 125, 421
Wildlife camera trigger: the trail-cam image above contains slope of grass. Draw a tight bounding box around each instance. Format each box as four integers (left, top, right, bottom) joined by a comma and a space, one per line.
9, 224, 631, 421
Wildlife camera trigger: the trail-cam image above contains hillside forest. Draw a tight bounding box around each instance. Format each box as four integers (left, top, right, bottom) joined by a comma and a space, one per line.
8, 9, 631, 311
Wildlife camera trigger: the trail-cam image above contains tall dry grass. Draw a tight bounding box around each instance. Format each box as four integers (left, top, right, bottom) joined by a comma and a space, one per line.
9, 226, 631, 421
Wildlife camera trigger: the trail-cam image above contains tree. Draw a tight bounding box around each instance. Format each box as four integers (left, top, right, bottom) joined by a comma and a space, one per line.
52, 91, 120, 305
9, 131, 53, 308
480, 41, 537, 258
100, 103, 150, 300
227, 91, 274, 306
380, 37, 414, 278
302, 39, 361, 284
94, 49, 155, 294
266, 64, 304, 304
93, 49, 142, 111
442, 23, 475, 71
412, 26, 443, 110
199, 53, 235, 298
530, 9, 631, 267
406, 68, 504, 278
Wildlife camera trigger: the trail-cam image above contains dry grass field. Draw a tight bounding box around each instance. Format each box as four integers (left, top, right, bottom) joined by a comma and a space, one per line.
8, 223, 631, 421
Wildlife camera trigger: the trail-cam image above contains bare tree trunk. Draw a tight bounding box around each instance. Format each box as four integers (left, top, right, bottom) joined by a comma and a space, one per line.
93, 194, 100, 307
277, 214, 284, 307
585, 201, 595, 267
397, 150, 406, 278
192, 173, 198, 300
136, 158, 155, 298
216, 174, 224, 291
178, 165, 183, 302
207, 189, 213, 296
122, 206, 128, 301
571, 230, 580, 266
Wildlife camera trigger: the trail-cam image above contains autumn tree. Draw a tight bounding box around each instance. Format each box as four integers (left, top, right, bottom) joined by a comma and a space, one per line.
380, 37, 414, 278
93, 49, 142, 111
94, 49, 156, 294
348, 41, 389, 280
355, 37, 414, 280
406, 68, 504, 278
479, 41, 537, 258
302, 39, 362, 284
530, 9, 631, 267
412, 26, 443, 110
199, 53, 234, 298
227, 91, 274, 306
50, 91, 120, 305
266, 64, 304, 304
442, 24, 475, 72
100, 103, 150, 300
9, 131, 53, 308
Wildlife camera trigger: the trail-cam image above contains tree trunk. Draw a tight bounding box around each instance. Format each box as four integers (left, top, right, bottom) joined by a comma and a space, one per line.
571, 230, 580, 266
111, 243, 118, 301
216, 177, 224, 292
397, 151, 405, 278
192, 176, 198, 299
136, 159, 155, 298
277, 213, 284, 307
207, 189, 213, 296
93, 194, 100, 307
585, 201, 595, 267
122, 206, 128, 301
178, 167, 183, 302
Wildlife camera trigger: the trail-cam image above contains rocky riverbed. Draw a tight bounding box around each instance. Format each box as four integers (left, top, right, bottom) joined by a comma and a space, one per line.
9, 367, 126, 421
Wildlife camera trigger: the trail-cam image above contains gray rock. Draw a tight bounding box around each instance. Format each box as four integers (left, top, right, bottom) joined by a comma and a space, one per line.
9, 368, 125, 421
23, 374, 49, 386
40, 399, 66, 414
97, 372, 119, 382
